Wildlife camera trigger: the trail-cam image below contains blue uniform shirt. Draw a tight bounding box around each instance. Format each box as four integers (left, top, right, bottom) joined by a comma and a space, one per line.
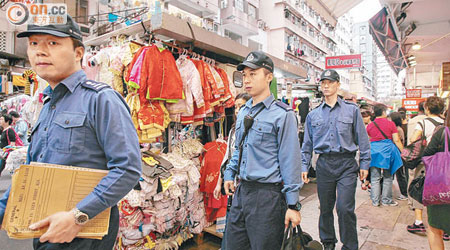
0, 70, 141, 221
224, 95, 302, 205
301, 98, 371, 172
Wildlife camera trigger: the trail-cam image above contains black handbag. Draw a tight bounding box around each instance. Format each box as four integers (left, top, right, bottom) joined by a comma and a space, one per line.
408, 174, 425, 204
280, 223, 323, 250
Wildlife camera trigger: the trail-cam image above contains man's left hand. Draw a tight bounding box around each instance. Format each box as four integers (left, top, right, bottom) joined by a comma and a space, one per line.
29, 211, 82, 243
359, 169, 368, 181
285, 209, 301, 228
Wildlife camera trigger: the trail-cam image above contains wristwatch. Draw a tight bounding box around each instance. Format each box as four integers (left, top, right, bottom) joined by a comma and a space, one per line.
72, 208, 89, 225
288, 202, 302, 211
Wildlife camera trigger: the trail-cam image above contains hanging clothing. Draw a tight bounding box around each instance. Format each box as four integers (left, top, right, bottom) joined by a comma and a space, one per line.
167, 56, 205, 121
200, 141, 228, 222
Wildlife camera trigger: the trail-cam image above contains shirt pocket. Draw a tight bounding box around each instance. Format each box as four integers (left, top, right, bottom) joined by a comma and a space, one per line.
50, 112, 87, 154
337, 117, 353, 134
250, 121, 275, 146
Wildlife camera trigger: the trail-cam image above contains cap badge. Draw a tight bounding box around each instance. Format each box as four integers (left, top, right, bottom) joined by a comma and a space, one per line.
247, 54, 255, 61
324, 70, 331, 76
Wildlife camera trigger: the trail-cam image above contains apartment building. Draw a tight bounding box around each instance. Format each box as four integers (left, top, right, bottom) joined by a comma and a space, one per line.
352, 21, 377, 98
260, 0, 339, 84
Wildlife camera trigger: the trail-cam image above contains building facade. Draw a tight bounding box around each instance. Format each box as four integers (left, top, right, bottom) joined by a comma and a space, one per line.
351, 21, 377, 99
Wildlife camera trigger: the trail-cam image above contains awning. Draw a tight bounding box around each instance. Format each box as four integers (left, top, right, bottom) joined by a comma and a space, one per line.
369, 7, 407, 75
0, 51, 26, 66
85, 13, 307, 79
305, 0, 363, 26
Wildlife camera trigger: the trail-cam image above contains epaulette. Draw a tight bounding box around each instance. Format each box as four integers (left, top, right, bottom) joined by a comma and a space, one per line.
275, 101, 293, 111
81, 80, 111, 92
343, 100, 358, 106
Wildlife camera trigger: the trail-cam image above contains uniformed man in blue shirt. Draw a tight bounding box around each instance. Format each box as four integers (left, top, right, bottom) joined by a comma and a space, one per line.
0, 15, 141, 249
224, 51, 303, 250
301, 69, 371, 250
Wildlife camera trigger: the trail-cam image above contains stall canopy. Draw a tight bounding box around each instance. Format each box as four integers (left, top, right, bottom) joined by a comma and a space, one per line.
369, 7, 407, 75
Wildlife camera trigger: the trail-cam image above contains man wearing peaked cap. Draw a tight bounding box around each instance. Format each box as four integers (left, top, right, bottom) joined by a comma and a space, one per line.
224, 51, 303, 249
0, 15, 142, 249
301, 69, 371, 250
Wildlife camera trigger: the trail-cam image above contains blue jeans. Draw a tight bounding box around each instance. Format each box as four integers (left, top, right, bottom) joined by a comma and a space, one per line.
370, 167, 393, 205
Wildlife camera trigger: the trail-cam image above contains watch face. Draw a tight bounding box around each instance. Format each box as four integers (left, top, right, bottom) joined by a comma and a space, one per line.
77, 214, 88, 224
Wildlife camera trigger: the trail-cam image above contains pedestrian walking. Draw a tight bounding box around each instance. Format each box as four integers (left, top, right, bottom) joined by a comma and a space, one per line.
224, 51, 302, 250
0, 15, 141, 249
389, 112, 409, 201
301, 69, 371, 250
366, 105, 403, 207
422, 100, 450, 249
407, 96, 444, 236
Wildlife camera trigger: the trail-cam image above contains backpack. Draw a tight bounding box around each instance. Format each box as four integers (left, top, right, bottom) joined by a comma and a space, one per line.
401, 118, 443, 169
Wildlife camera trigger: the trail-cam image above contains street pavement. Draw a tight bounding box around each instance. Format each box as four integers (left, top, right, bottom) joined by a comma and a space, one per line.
0, 171, 449, 249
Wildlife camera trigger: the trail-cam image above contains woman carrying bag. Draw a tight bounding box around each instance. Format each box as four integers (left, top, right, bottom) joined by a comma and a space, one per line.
422, 101, 450, 250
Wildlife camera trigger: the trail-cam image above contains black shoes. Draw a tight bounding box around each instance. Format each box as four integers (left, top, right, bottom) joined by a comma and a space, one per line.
323, 242, 335, 250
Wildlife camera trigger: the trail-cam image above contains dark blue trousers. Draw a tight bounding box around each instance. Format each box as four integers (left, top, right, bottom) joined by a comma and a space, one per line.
225, 180, 287, 250
33, 206, 119, 250
316, 154, 358, 250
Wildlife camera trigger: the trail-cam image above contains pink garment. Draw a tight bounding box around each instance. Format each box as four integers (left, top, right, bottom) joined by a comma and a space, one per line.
167, 56, 205, 117
128, 47, 149, 88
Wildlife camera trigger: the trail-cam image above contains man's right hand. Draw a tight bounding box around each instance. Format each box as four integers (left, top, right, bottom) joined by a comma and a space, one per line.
301, 172, 309, 183
224, 181, 235, 195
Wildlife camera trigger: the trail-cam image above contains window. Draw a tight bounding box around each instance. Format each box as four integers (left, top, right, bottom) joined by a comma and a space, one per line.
248, 4, 257, 19
360, 26, 366, 33
235, 0, 244, 12
0, 32, 6, 52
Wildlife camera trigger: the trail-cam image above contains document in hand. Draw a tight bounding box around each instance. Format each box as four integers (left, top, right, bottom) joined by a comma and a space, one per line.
1, 163, 111, 239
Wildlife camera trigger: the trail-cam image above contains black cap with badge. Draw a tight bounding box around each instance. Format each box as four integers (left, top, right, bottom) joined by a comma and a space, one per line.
237, 51, 274, 73
319, 69, 340, 82
17, 14, 83, 41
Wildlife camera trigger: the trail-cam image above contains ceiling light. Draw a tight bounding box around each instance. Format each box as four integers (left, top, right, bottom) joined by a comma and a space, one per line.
407, 55, 415, 61
412, 42, 421, 50
409, 61, 417, 67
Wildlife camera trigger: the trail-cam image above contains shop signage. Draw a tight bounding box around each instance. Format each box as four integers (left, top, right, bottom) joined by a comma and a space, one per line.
406, 89, 422, 98
325, 54, 362, 69
402, 98, 426, 112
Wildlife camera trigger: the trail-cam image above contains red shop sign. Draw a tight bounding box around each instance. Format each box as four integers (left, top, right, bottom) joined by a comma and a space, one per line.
325, 54, 362, 69
402, 98, 426, 112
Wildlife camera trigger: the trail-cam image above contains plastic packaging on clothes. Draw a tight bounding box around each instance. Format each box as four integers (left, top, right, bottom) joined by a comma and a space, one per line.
5, 146, 28, 173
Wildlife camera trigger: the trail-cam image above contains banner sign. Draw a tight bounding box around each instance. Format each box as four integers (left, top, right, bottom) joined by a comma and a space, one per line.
406, 89, 422, 98
402, 98, 426, 112
325, 54, 362, 69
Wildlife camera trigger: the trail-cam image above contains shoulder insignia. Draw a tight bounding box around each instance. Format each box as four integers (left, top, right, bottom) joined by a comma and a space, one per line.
275, 101, 293, 111
81, 80, 111, 92
343, 100, 358, 106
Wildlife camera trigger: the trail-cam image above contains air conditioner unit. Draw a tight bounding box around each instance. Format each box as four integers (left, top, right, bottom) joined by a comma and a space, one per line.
258, 21, 266, 29
78, 23, 91, 37
220, 0, 227, 9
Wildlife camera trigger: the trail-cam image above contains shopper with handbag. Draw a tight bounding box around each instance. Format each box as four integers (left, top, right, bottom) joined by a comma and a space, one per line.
407, 96, 444, 235
366, 104, 404, 207
421, 101, 450, 249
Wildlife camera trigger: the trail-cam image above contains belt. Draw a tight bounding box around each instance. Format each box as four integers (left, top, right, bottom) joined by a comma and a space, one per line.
320, 152, 356, 158
240, 180, 282, 191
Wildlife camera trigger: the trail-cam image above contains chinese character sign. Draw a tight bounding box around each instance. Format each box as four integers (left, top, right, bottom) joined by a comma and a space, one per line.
325, 54, 362, 69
